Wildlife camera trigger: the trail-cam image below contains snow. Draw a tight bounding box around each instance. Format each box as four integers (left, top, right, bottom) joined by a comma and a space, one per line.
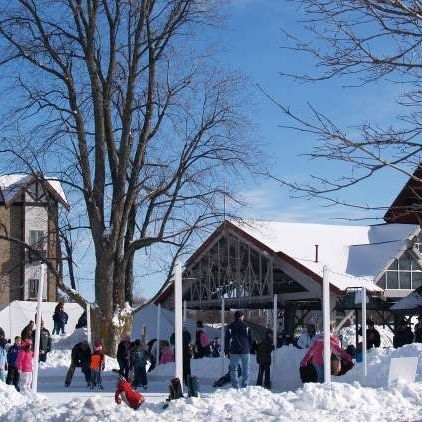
390, 287, 422, 312
2, 301, 422, 421
2, 375, 422, 421
230, 220, 420, 291
1, 321, 422, 420
0, 301, 84, 340
0, 173, 68, 206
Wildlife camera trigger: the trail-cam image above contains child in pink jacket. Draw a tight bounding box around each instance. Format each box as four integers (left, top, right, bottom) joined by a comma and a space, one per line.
160, 344, 174, 364
300, 335, 352, 383
16, 339, 33, 392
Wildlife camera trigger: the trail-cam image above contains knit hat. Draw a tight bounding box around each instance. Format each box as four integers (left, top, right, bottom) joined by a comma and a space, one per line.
234, 310, 244, 320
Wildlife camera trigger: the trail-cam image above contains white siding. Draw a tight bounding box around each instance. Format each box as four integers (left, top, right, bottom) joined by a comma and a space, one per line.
24, 205, 48, 300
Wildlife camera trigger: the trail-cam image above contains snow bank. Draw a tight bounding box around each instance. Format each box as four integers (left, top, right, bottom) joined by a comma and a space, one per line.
52, 328, 88, 350
2, 382, 422, 421
340, 343, 422, 387
0, 301, 83, 340
39, 349, 119, 373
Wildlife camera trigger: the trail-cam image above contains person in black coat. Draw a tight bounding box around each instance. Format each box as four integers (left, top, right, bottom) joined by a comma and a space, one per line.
170, 324, 192, 385
225, 310, 252, 388
358, 320, 381, 350
256, 329, 274, 389
65, 341, 92, 386
116, 335, 132, 379
52, 302, 69, 335
31, 320, 52, 362
393, 320, 414, 348
414, 315, 422, 343
21, 321, 35, 342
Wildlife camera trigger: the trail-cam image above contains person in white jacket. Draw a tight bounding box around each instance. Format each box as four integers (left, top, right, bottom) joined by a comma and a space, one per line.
297, 324, 317, 349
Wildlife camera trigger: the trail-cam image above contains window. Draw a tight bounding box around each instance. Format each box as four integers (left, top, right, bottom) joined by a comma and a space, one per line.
28, 230, 47, 262
28, 278, 39, 298
30, 230, 46, 248
381, 251, 422, 290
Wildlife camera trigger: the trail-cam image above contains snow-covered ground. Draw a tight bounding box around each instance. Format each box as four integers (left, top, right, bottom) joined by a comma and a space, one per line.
2, 376, 422, 421
1, 308, 422, 421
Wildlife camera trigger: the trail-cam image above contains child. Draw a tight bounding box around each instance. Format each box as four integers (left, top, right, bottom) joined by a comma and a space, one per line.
0, 337, 7, 382
131, 339, 148, 389
115, 375, 145, 410
90, 341, 105, 390
6, 336, 21, 391
16, 339, 33, 393
160, 342, 174, 364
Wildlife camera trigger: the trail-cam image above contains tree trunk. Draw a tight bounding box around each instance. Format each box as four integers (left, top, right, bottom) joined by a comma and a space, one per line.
91, 309, 133, 357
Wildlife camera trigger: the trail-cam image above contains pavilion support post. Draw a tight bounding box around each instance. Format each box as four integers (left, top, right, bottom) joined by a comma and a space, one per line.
323, 266, 331, 384
32, 264, 46, 393
362, 287, 367, 378
156, 303, 161, 368
221, 296, 225, 376
174, 261, 183, 391
271, 294, 277, 388
355, 309, 359, 347
183, 300, 187, 321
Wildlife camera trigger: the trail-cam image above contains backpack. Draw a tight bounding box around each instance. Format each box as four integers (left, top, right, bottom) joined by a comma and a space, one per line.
133, 349, 146, 368
168, 377, 183, 400
187, 375, 200, 398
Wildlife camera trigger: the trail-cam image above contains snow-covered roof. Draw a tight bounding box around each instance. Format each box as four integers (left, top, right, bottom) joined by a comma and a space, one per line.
390, 287, 422, 312
0, 173, 68, 208
230, 220, 420, 292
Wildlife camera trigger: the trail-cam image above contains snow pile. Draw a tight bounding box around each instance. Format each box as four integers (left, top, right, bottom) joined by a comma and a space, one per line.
2, 382, 422, 421
340, 343, 422, 387
39, 349, 119, 372
0, 301, 83, 340
0, 381, 27, 415
52, 328, 88, 350
339, 325, 394, 348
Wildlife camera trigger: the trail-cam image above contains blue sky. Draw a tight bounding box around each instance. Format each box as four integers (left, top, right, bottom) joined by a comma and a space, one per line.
73, 0, 410, 301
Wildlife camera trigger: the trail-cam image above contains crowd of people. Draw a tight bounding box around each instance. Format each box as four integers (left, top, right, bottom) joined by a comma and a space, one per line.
1, 301, 422, 408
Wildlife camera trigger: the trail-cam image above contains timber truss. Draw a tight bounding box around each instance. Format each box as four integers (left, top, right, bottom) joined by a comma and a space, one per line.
183, 222, 309, 310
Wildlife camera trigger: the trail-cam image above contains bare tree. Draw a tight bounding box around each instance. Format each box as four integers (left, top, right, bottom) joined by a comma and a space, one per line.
0, 0, 252, 353
271, 0, 422, 217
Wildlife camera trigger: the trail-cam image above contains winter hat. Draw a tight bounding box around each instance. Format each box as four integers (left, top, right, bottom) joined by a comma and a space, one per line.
234, 310, 244, 320
94, 340, 102, 351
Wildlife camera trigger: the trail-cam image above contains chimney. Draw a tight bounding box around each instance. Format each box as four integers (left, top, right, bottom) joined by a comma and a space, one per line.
315, 244, 319, 263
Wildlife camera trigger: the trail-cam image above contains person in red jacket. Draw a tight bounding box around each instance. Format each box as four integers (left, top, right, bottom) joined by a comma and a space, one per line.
115, 375, 145, 410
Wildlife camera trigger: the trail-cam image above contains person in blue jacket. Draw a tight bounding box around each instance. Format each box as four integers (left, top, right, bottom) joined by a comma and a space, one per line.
6, 336, 21, 390
225, 310, 252, 389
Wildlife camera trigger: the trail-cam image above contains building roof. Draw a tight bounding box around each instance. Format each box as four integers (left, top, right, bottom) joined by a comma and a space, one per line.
0, 173, 68, 208
389, 286, 422, 314
229, 220, 420, 292
384, 165, 422, 224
